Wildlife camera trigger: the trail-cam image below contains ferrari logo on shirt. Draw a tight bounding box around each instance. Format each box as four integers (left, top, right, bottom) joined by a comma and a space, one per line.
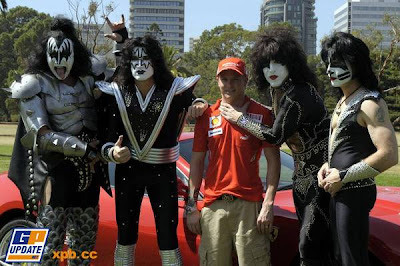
209, 115, 222, 128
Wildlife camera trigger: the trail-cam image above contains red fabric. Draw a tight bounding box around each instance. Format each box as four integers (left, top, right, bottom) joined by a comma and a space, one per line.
193, 97, 276, 206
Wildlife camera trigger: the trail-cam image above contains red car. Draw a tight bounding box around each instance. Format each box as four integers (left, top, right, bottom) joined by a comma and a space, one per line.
0, 132, 399, 265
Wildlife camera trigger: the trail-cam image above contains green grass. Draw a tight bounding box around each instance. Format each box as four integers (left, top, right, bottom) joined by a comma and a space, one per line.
0, 144, 13, 173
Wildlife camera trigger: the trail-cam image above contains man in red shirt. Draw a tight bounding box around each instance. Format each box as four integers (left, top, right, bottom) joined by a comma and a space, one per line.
185, 57, 280, 265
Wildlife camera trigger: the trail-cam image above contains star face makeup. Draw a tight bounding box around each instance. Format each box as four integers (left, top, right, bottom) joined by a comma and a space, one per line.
130, 47, 154, 81
262, 60, 289, 88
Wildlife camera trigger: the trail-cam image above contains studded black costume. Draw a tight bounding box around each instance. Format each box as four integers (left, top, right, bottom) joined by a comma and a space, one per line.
7, 18, 111, 266
97, 75, 199, 265
238, 80, 332, 264
328, 89, 379, 265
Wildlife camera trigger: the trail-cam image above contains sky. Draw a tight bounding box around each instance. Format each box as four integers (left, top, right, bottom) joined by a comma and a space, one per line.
7, 0, 347, 53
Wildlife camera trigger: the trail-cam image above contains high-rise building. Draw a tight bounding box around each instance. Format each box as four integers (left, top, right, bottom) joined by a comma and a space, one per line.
129, 0, 185, 53
189, 37, 199, 52
260, 0, 317, 55
334, 0, 400, 48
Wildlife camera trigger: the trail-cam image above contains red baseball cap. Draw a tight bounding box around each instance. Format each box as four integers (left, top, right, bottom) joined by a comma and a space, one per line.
216, 57, 247, 76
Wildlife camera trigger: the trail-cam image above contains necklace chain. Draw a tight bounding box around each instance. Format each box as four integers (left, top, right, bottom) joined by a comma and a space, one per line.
335, 85, 362, 115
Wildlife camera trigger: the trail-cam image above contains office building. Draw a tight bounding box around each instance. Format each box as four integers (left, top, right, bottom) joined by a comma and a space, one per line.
129, 0, 185, 52
260, 0, 317, 55
334, 0, 400, 48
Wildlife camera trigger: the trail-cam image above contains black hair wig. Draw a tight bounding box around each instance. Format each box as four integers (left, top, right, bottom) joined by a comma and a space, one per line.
115, 35, 174, 88
27, 16, 92, 78
320, 32, 380, 93
251, 26, 317, 90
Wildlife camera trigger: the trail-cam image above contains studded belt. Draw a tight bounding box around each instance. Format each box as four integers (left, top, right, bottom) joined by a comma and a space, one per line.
217, 194, 237, 202
130, 144, 180, 164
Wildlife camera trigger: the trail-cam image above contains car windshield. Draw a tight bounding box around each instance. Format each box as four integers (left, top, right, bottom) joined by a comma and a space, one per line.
179, 139, 294, 191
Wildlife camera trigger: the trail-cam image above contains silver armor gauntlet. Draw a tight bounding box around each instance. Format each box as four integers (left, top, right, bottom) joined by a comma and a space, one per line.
38, 131, 92, 158
341, 160, 380, 184
236, 114, 267, 141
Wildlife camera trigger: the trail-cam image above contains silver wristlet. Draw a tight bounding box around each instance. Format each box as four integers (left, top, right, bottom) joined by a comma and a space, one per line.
342, 160, 380, 184
236, 114, 267, 141
38, 132, 88, 157
191, 97, 208, 106
101, 142, 119, 163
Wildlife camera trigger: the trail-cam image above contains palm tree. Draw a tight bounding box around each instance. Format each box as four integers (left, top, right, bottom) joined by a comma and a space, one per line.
162, 45, 192, 77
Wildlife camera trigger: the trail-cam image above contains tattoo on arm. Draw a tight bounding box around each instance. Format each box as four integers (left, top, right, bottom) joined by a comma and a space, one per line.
376, 107, 385, 123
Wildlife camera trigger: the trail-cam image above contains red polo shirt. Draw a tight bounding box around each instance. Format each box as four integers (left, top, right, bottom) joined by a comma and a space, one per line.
193, 97, 275, 206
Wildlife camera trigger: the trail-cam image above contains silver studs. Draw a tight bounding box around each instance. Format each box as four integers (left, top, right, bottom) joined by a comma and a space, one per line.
28, 150, 32, 155
26, 210, 30, 215
32, 199, 36, 204
28, 156, 32, 161
29, 168, 34, 173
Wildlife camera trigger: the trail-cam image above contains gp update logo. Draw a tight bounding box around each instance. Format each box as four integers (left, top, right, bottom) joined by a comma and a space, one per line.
5, 228, 49, 263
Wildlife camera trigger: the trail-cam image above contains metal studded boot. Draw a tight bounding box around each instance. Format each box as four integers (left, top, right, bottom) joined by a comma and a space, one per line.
36, 205, 67, 266
66, 206, 99, 266
114, 242, 136, 266
159, 248, 183, 266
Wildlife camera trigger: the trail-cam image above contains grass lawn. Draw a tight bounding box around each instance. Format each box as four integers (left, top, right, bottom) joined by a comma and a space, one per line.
1, 123, 399, 186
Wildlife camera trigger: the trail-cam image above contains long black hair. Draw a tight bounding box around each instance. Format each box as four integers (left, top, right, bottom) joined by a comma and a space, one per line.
27, 16, 92, 77
251, 26, 317, 90
115, 35, 174, 88
320, 32, 380, 93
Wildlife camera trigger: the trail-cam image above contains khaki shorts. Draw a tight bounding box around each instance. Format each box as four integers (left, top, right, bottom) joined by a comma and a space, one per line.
199, 198, 270, 266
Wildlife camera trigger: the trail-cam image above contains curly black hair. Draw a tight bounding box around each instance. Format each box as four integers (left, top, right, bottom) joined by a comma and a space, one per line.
321, 32, 380, 93
27, 16, 92, 78
114, 35, 174, 88
251, 26, 317, 90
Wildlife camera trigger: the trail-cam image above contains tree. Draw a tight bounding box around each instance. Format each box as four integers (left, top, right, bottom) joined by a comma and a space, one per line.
181, 23, 256, 103
67, 0, 115, 55
162, 45, 191, 77
147, 23, 164, 40
0, 7, 52, 121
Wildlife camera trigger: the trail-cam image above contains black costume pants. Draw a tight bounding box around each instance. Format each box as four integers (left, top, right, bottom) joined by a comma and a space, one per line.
293, 179, 332, 265
115, 160, 179, 250
330, 185, 376, 266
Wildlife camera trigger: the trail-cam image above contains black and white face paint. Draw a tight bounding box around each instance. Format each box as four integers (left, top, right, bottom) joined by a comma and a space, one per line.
262, 60, 289, 88
326, 57, 352, 87
46, 37, 74, 80
130, 47, 154, 81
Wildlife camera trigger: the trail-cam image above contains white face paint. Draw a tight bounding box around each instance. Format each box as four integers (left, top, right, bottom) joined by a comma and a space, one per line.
130, 47, 154, 81
262, 61, 289, 88
46, 37, 74, 80
326, 57, 353, 87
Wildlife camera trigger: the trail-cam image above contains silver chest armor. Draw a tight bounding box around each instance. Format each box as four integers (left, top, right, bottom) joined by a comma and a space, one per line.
42, 78, 97, 135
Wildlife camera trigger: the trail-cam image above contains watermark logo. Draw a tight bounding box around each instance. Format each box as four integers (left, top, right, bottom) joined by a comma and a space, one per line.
5, 228, 49, 263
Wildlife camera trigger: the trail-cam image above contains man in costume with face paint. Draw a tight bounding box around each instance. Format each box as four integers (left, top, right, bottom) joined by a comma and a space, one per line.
185, 57, 280, 265
96, 35, 207, 265
319, 32, 398, 266
7, 17, 111, 265
220, 27, 332, 266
